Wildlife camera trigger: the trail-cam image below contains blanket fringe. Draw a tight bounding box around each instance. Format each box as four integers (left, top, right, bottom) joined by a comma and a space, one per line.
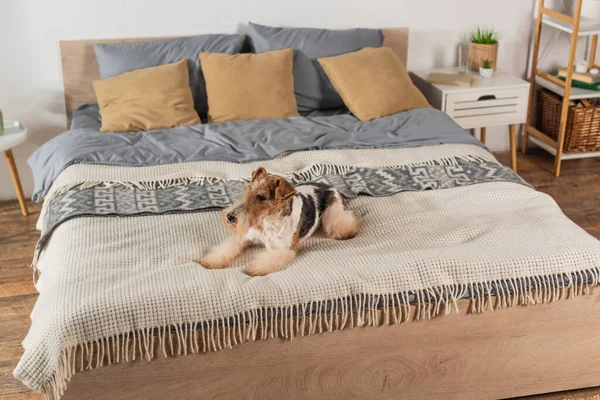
38, 267, 599, 400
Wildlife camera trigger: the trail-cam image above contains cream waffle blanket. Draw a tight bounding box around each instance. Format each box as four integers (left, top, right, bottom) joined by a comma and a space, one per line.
15, 144, 600, 399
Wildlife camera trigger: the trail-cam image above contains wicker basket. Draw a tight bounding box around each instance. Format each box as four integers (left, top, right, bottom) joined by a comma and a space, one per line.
468, 42, 498, 71
538, 89, 600, 153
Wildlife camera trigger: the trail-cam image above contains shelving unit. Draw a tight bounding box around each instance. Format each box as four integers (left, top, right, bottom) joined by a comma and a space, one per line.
522, 0, 600, 176
541, 15, 600, 36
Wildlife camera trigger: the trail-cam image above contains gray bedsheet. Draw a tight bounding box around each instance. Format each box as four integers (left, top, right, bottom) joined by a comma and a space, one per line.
30, 108, 483, 201
70, 104, 103, 130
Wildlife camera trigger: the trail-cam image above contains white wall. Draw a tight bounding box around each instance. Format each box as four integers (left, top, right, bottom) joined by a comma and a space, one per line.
0, 0, 535, 200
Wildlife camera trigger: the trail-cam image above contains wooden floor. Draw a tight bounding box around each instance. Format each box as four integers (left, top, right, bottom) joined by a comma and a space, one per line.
0, 149, 599, 400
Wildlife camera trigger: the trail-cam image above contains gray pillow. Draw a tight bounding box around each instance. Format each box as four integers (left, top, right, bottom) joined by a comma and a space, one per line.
70, 104, 101, 131
93, 35, 246, 119
247, 22, 383, 113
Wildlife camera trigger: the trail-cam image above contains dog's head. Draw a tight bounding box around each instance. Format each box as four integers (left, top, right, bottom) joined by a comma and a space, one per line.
224, 167, 296, 234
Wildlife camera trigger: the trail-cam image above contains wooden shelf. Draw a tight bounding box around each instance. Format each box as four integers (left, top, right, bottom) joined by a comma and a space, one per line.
524, 0, 600, 175
529, 136, 600, 160
542, 15, 600, 36
536, 74, 600, 100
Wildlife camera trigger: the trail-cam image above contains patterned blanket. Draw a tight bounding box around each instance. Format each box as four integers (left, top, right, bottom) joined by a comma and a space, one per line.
15, 145, 600, 400
34, 160, 527, 267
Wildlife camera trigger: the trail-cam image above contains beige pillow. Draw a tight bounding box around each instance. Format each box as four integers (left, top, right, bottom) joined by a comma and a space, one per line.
199, 49, 299, 123
318, 47, 431, 121
93, 60, 200, 132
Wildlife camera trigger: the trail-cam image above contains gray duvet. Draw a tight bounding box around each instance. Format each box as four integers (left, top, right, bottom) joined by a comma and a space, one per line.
29, 108, 482, 201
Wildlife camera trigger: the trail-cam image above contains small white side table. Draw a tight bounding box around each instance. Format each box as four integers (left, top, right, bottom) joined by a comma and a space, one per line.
410, 68, 530, 172
1, 120, 29, 216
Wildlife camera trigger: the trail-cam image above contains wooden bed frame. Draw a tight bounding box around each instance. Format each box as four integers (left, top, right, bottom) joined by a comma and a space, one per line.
62, 295, 600, 400
56, 29, 600, 399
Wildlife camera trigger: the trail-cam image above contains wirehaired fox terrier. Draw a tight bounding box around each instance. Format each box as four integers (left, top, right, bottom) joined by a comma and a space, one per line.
201, 167, 359, 276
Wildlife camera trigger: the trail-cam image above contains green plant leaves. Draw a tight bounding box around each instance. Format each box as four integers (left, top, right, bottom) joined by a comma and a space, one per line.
470, 27, 498, 44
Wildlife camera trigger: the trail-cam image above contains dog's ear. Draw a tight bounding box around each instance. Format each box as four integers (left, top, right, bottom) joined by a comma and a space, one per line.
251, 167, 267, 182
274, 178, 296, 200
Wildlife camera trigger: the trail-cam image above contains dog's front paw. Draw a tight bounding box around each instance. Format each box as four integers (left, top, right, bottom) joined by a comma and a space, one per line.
246, 264, 270, 277
200, 253, 230, 270
245, 249, 296, 277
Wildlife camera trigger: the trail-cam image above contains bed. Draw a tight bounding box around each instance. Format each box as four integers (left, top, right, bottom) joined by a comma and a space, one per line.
13, 28, 600, 400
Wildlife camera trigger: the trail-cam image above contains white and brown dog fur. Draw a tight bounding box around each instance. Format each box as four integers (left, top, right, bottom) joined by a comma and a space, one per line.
201, 167, 359, 276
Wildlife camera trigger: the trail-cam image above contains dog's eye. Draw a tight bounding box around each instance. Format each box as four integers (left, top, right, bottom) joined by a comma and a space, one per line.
257, 195, 267, 201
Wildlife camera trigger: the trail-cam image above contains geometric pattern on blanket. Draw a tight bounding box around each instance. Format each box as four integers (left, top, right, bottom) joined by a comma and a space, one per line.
35, 160, 528, 267
44, 160, 527, 226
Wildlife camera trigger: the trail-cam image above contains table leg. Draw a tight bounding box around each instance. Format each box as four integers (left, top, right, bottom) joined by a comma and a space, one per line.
480, 127, 486, 144
509, 124, 517, 172
4, 149, 29, 216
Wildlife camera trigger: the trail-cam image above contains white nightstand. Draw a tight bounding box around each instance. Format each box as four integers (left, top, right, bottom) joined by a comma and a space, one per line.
1, 120, 29, 216
410, 68, 530, 171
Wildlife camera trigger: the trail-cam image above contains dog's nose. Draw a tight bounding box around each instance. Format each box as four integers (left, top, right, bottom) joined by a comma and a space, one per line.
227, 213, 237, 223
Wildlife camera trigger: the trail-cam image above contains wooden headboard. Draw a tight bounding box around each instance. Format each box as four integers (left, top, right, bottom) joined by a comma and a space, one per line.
59, 28, 409, 120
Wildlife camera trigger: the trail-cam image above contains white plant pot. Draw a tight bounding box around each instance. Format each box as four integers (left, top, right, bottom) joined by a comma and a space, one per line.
479, 67, 494, 78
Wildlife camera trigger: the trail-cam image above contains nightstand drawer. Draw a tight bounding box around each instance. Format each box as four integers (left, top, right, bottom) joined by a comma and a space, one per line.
445, 87, 528, 128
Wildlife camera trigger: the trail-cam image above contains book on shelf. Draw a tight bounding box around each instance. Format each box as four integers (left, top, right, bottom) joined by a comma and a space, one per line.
558, 68, 600, 84
425, 72, 473, 87
558, 76, 600, 91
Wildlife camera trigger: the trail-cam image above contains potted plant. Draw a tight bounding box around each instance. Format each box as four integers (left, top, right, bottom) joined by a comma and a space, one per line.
468, 27, 498, 71
480, 59, 494, 78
